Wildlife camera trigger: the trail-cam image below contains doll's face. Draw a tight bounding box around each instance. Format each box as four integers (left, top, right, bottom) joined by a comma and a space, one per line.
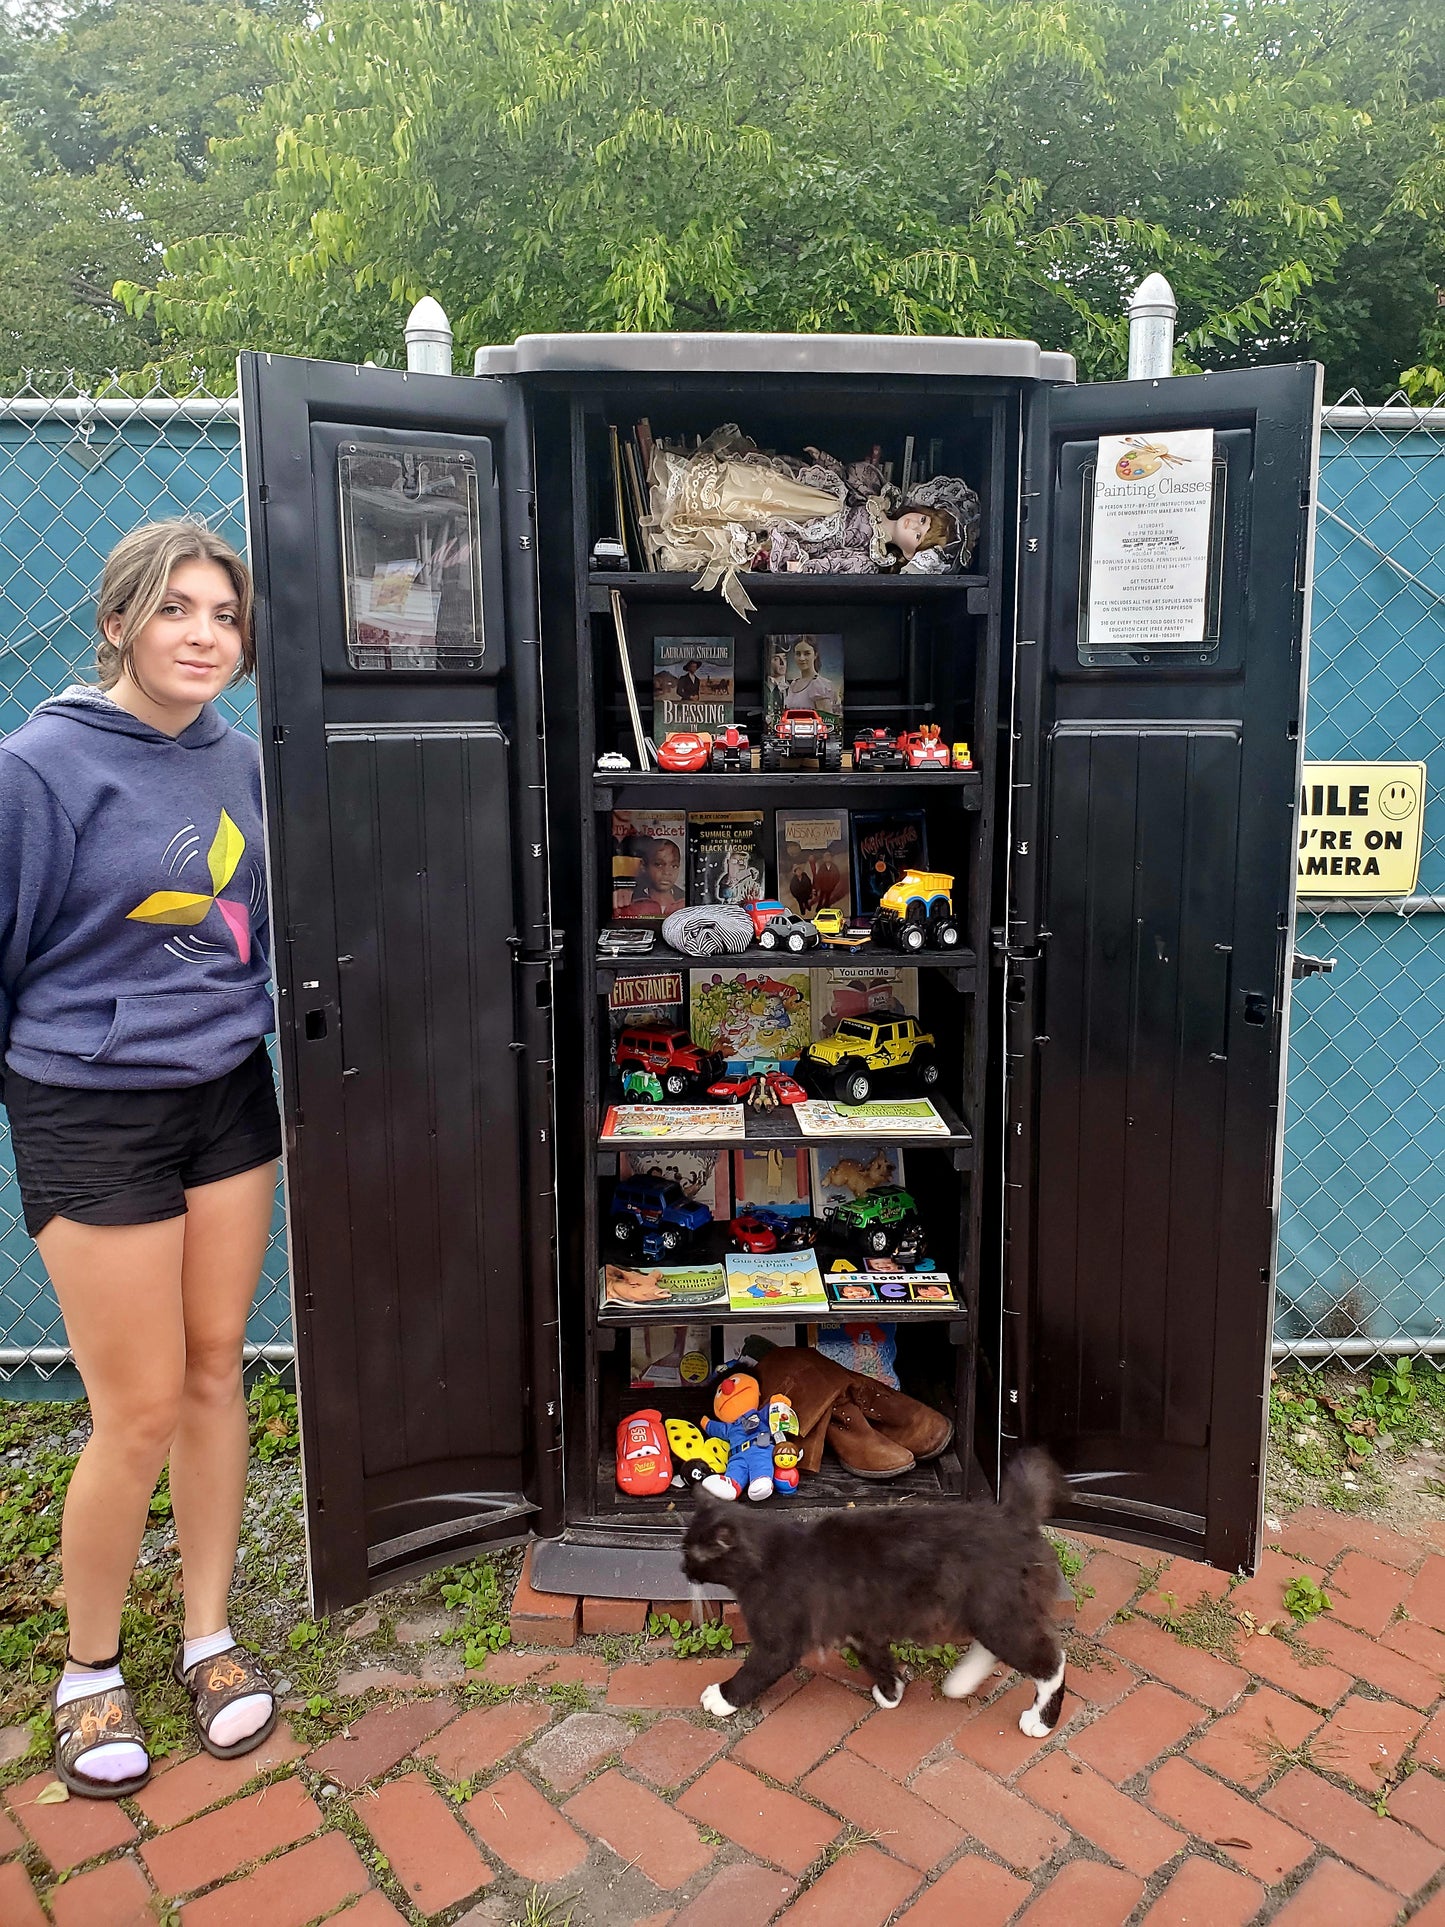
640, 841, 680, 891
893, 511, 934, 558
791, 638, 818, 677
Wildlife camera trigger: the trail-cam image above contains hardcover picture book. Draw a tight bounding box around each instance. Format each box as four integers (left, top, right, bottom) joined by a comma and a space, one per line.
601, 1264, 728, 1311
763, 632, 844, 735
629, 1324, 713, 1389
731, 1147, 811, 1218
808, 1145, 907, 1214
608, 970, 685, 1048
795, 1098, 948, 1137
813, 966, 919, 1040
601, 1105, 746, 1141
725, 1250, 829, 1313
611, 808, 687, 922
690, 967, 812, 1070
777, 811, 851, 918
619, 1146, 730, 1223
850, 809, 928, 917
689, 810, 766, 907
653, 637, 734, 736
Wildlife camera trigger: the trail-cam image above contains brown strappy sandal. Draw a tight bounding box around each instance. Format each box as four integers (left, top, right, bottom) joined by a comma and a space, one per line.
173, 1642, 278, 1760
52, 1662, 151, 1800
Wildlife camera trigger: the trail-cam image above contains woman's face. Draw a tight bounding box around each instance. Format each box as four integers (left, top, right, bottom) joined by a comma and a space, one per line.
792, 638, 818, 677
110, 559, 244, 710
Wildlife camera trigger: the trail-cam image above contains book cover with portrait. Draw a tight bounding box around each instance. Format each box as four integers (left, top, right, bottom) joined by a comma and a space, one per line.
611, 807, 687, 922
776, 811, 851, 918
653, 637, 734, 736
763, 632, 844, 735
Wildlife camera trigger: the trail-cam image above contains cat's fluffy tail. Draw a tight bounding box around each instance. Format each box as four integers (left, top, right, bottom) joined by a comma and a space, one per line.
1000, 1448, 1068, 1526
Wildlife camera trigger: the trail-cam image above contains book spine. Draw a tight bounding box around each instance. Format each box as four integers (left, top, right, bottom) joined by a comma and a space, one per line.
607, 424, 630, 565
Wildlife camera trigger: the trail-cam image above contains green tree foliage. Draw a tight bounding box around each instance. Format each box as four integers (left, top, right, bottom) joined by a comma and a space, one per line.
0, 0, 301, 385
10, 0, 1445, 395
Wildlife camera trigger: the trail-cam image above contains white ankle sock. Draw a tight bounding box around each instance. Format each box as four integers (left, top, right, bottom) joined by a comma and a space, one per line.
57, 1665, 148, 1784
183, 1627, 272, 1750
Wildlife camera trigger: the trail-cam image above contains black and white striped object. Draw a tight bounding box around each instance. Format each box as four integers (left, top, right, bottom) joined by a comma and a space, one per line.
662, 905, 756, 957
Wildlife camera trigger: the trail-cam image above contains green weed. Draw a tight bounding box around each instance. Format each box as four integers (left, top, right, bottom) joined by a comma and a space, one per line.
647, 1612, 733, 1657
1283, 1573, 1332, 1624
247, 1378, 300, 1462
436, 1561, 512, 1669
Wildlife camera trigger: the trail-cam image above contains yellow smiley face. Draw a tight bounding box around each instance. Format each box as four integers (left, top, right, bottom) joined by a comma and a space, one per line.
1378, 780, 1419, 821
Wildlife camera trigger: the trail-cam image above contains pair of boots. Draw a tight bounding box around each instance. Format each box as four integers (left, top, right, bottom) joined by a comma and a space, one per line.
752, 1345, 953, 1480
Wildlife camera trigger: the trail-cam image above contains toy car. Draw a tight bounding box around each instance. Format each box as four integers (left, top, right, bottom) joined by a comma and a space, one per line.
614, 1024, 721, 1097
749, 903, 820, 952
610, 1176, 713, 1254
759, 707, 842, 772
952, 741, 973, 770
825, 1183, 922, 1256
896, 723, 951, 770
851, 727, 906, 772
812, 906, 872, 948
870, 870, 961, 952
616, 1409, 672, 1496
800, 1014, 940, 1105
596, 750, 631, 771
657, 731, 713, 772
709, 724, 752, 772
705, 1067, 807, 1107
622, 1068, 664, 1103
729, 1208, 820, 1253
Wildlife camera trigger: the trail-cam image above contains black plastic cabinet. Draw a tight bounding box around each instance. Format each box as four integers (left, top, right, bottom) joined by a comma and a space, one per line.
239, 338, 1318, 1610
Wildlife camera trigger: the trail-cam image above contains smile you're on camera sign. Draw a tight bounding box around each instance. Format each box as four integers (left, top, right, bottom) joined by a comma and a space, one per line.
1297, 762, 1427, 896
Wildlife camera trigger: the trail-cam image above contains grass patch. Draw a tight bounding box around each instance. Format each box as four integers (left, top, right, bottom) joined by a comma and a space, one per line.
1160, 1590, 1241, 1663
647, 1612, 733, 1658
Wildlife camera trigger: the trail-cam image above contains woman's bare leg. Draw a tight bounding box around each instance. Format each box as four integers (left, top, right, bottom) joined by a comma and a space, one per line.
36, 1216, 188, 1662
169, 1162, 275, 1639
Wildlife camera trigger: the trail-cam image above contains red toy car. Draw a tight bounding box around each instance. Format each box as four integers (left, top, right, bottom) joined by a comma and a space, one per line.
851, 727, 906, 772
616, 1409, 673, 1496
614, 1024, 721, 1097
709, 724, 751, 772
729, 1212, 780, 1253
705, 1067, 807, 1106
658, 731, 712, 772
759, 708, 842, 772
896, 723, 951, 770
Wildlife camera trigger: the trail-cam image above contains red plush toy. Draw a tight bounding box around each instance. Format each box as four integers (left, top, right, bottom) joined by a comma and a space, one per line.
616, 1409, 673, 1495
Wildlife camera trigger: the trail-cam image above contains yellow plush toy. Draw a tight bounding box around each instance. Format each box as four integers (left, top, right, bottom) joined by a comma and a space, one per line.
665, 1417, 729, 1490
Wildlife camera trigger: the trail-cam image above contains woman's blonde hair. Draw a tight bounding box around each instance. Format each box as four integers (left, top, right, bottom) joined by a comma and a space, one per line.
95, 520, 254, 692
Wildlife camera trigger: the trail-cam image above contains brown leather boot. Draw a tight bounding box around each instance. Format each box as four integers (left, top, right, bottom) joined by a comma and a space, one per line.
843, 1376, 955, 1462
825, 1388, 917, 1480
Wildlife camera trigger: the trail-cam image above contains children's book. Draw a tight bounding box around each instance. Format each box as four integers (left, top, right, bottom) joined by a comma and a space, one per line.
601, 1264, 728, 1312
808, 1145, 907, 1212
619, 1146, 730, 1222
730, 1148, 811, 1218
776, 811, 851, 918
690, 967, 811, 1071
725, 1250, 829, 1313
602, 1105, 745, 1141
813, 966, 918, 1040
813, 1318, 899, 1386
689, 811, 767, 907
794, 1099, 948, 1137
608, 970, 685, 1048
763, 632, 844, 735
653, 637, 734, 737
630, 1324, 713, 1388
611, 808, 687, 922
850, 809, 928, 917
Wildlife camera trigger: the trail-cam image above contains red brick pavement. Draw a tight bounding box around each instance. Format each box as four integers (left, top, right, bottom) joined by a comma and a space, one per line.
2, 1507, 1445, 1923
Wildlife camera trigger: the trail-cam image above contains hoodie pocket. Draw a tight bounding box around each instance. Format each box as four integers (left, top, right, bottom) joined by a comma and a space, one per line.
85, 988, 271, 1073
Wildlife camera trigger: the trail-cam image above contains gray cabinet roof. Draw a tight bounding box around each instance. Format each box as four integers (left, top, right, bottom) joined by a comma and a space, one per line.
472, 331, 1076, 383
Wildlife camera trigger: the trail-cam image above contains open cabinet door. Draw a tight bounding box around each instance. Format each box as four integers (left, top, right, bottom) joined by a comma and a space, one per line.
1003, 364, 1320, 1570
239, 354, 562, 1611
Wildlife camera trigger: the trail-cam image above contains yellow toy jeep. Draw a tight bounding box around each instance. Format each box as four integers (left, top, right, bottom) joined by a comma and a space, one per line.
871, 869, 961, 953
801, 1015, 940, 1105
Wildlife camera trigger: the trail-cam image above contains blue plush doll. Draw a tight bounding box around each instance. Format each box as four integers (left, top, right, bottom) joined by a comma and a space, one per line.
700, 1371, 775, 1501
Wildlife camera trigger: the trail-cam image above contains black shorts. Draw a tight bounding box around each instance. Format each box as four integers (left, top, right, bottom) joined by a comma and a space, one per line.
3, 1043, 282, 1237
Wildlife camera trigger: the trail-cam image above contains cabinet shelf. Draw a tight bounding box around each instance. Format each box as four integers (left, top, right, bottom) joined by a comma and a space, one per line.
596, 1301, 968, 1329
595, 769, 983, 808
588, 571, 990, 611
595, 941, 976, 990
598, 1089, 974, 1160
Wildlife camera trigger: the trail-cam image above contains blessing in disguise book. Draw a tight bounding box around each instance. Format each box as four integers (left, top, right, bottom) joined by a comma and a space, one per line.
689, 810, 766, 907
851, 808, 928, 917
653, 637, 734, 736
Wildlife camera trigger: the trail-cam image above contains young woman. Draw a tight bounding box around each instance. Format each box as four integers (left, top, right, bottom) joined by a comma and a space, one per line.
0, 521, 281, 1799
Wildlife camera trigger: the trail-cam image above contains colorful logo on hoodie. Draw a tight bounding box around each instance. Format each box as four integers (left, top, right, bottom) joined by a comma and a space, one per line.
127, 811, 256, 964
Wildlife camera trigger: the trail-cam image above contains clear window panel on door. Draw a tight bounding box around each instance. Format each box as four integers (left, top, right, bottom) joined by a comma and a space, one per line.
338, 445, 485, 670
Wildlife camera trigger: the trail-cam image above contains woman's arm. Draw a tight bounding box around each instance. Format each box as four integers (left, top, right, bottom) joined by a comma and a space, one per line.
0, 752, 78, 1075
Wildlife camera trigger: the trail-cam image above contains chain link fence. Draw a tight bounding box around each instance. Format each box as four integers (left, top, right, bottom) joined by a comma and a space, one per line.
1, 375, 1442, 1381
0, 376, 291, 1382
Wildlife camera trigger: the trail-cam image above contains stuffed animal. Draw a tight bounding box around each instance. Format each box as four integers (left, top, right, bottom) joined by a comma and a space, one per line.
768, 1394, 802, 1494
700, 1371, 775, 1501
665, 1417, 730, 1489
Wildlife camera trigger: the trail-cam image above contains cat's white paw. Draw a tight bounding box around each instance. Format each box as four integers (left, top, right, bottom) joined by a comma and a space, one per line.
1018, 1706, 1051, 1738
701, 1682, 737, 1719
872, 1680, 905, 1710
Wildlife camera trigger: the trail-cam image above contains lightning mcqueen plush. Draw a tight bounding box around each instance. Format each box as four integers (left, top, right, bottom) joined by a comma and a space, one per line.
616, 1409, 673, 1495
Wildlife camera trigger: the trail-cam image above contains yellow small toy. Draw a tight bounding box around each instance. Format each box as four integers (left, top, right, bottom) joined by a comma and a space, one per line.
664, 1417, 729, 1490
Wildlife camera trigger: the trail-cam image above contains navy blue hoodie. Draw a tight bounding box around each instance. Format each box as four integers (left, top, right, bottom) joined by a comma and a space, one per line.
0, 688, 274, 1089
